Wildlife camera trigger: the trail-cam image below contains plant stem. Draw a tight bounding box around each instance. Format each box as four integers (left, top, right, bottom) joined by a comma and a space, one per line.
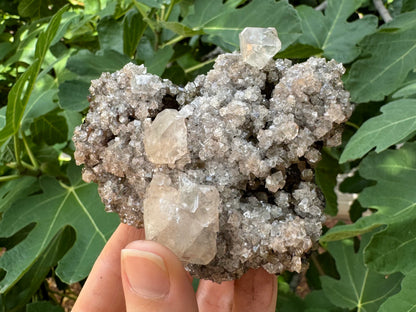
346, 121, 360, 130
185, 58, 216, 74
21, 161, 37, 172
315, 1, 327, 11
311, 253, 325, 276
160, 35, 185, 49
0, 175, 20, 182
373, 0, 393, 23
22, 134, 39, 170
164, 0, 175, 21
13, 134, 21, 169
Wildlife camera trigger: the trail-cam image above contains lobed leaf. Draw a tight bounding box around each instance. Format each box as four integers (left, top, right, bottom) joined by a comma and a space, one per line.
0, 164, 119, 292
322, 142, 416, 242
183, 0, 301, 51
378, 269, 416, 312
345, 11, 416, 103
297, 0, 377, 63
365, 216, 416, 274
321, 236, 402, 311
1, 227, 74, 311
0, 177, 37, 213
340, 99, 416, 163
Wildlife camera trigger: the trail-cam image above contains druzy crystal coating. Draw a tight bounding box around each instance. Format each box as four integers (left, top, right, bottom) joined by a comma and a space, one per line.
239, 27, 282, 69
73, 48, 352, 281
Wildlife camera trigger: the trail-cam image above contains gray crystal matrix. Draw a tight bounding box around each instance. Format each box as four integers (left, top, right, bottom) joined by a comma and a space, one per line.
73, 52, 352, 282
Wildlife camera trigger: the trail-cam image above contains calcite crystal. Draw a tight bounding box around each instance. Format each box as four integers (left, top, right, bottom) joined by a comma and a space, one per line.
73, 48, 352, 281
144, 173, 220, 264
143, 109, 189, 166
239, 27, 282, 69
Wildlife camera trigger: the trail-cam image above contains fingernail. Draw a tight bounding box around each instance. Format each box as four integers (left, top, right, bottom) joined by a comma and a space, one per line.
121, 249, 170, 299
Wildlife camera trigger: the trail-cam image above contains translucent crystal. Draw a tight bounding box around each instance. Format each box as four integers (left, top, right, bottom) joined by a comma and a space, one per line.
266, 171, 285, 192
144, 173, 220, 265
144, 109, 188, 166
239, 27, 281, 69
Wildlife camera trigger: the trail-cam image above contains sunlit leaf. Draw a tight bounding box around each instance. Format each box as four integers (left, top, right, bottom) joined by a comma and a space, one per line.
321, 235, 402, 311
0, 164, 119, 292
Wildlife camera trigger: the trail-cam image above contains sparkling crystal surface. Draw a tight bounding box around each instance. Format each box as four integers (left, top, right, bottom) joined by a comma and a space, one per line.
144, 173, 220, 265
239, 27, 281, 69
73, 52, 352, 282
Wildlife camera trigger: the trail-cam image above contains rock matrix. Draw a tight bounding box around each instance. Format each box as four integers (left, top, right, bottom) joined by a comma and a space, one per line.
73, 49, 352, 281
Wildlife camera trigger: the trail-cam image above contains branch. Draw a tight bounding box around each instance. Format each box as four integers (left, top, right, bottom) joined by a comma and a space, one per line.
373, 0, 393, 23
315, 1, 327, 11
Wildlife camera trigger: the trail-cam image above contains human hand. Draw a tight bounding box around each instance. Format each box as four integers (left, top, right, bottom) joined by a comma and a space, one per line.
72, 223, 277, 312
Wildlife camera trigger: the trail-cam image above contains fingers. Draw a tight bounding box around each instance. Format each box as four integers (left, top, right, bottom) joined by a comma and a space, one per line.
72, 223, 144, 312
121, 240, 198, 312
232, 268, 278, 312
196, 280, 235, 312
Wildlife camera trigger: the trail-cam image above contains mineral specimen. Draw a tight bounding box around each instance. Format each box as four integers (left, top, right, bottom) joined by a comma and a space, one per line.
73, 43, 352, 281
239, 27, 282, 69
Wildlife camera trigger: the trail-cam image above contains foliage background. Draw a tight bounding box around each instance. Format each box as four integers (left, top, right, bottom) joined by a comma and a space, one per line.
0, 0, 416, 311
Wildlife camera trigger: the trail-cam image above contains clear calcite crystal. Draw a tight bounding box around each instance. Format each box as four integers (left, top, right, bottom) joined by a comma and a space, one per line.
144, 173, 220, 265
73, 52, 353, 281
239, 27, 282, 69
144, 109, 189, 166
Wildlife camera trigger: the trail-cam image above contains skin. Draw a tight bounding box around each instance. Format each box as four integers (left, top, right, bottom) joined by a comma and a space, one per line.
72, 223, 278, 312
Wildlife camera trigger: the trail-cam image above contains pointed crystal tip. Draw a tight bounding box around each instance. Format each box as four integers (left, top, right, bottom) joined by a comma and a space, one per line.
239, 27, 282, 69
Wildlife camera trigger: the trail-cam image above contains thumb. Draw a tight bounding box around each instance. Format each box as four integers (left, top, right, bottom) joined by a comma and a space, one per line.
121, 240, 198, 312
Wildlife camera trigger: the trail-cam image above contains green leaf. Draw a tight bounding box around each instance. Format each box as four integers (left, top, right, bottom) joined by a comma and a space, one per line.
0, 177, 37, 213
345, 11, 416, 103
275, 43, 323, 59
34, 5, 68, 63
322, 143, 416, 242
26, 301, 64, 312
304, 290, 345, 312
340, 99, 416, 163
58, 80, 91, 112
22, 77, 59, 128
65, 49, 131, 80
0, 164, 119, 292
0, 42, 13, 61
1, 227, 74, 311
159, 21, 202, 36
18, 0, 48, 18
378, 269, 416, 312
98, 16, 124, 54
0, 107, 5, 130
0, 61, 39, 147
365, 216, 416, 274
145, 45, 174, 76
123, 9, 146, 58
315, 149, 341, 216
183, 0, 301, 51
297, 0, 377, 63
59, 49, 131, 111
392, 82, 416, 98
321, 236, 402, 311
30, 110, 68, 145
0, 6, 67, 149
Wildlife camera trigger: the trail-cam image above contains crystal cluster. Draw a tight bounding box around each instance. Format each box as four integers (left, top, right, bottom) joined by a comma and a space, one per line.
73, 45, 352, 281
